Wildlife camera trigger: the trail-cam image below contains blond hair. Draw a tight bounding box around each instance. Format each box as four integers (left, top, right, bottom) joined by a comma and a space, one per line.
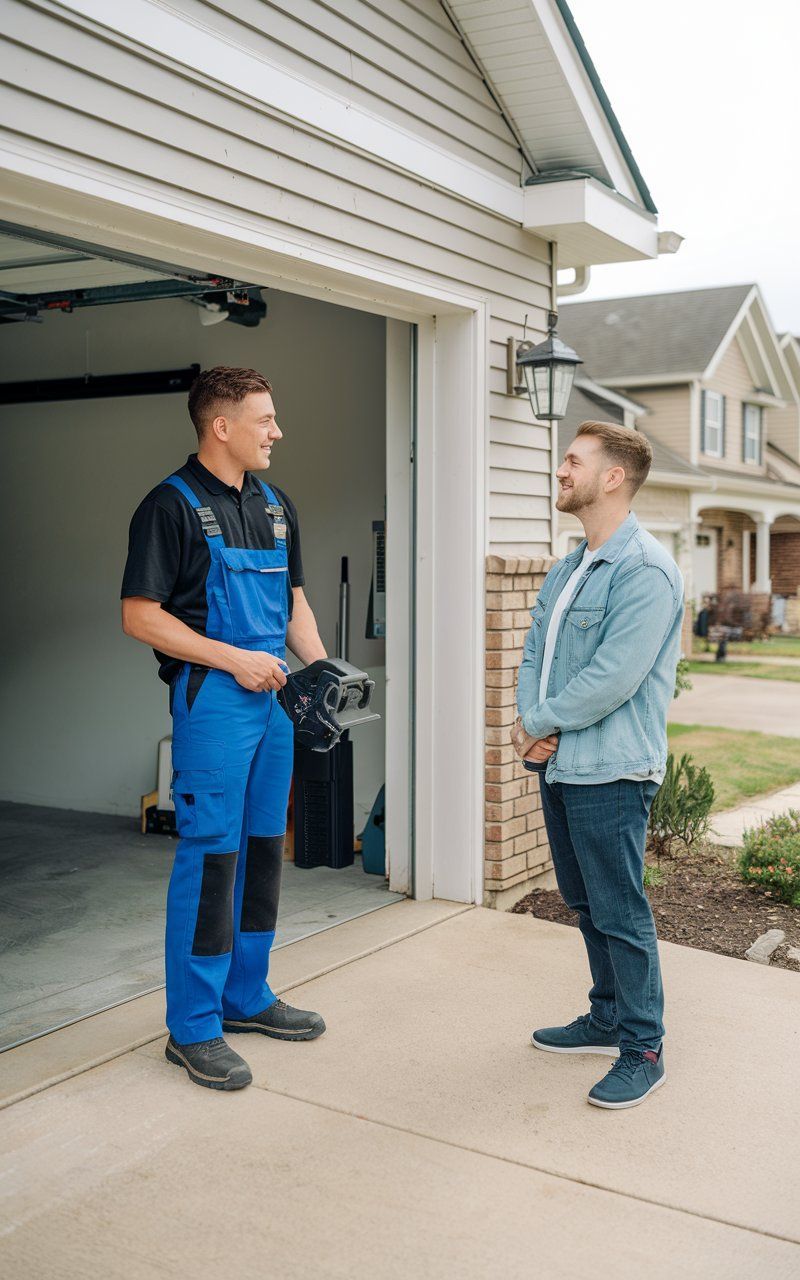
576, 420, 653, 495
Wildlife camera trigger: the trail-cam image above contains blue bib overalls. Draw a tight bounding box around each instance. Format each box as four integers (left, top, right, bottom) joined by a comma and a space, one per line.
162, 474, 294, 1045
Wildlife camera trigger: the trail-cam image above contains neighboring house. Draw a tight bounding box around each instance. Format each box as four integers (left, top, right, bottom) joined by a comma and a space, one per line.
557, 286, 800, 616
0, 0, 674, 920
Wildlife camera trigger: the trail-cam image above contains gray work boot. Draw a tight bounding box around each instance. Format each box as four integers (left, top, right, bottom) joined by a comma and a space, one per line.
223, 998, 326, 1041
165, 1036, 253, 1090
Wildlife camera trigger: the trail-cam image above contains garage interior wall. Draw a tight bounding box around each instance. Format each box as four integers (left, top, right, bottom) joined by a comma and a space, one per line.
0, 288, 387, 819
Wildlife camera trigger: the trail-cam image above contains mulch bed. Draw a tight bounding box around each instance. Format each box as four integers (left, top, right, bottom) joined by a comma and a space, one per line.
512, 843, 800, 971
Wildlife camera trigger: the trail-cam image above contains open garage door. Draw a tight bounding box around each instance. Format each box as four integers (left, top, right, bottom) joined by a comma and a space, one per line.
0, 222, 413, 1050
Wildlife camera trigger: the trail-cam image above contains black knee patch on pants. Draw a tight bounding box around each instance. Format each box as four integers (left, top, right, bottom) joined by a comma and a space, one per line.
192, 852, 237, 956
241, 835, 284, 933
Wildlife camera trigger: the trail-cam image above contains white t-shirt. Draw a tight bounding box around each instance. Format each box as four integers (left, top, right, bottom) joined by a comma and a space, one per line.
538, 542, 663, 785
539, 545, 597, 705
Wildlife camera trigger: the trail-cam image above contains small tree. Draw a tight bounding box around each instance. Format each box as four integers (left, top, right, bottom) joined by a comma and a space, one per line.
648, 753, 714, 860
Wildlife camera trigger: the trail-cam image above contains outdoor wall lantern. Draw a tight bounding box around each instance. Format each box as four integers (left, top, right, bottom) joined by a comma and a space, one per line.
507, 310, 582, 420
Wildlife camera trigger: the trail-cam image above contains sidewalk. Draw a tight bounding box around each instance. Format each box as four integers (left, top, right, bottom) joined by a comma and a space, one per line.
712, 780, 800, 847
670, 672, 800, 736
1, 901, 798, 1278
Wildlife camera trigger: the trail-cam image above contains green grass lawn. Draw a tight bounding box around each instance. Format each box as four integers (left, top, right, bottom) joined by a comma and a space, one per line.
692, 635, 800, 659
667, 723, 800, 812
685, 660, 800, 683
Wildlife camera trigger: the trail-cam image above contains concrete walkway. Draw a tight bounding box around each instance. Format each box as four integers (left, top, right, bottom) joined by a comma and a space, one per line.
670, 672, 800, 736
1, 902, 798, 1278
712, 780, 800, 847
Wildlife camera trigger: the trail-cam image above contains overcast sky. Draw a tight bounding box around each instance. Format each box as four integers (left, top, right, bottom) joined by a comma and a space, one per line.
564, 1, 800, 335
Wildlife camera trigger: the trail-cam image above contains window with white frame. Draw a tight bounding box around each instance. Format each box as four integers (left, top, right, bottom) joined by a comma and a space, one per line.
702, 390, 724, 457
743, 403, 762, 464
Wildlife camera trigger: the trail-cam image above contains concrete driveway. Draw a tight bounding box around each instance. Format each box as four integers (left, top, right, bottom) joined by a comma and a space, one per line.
671, 672, 800, 736
1, 900, 798, 1278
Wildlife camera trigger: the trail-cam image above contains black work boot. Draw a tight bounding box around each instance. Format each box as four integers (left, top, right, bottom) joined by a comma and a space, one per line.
165, 1036, 253, 1090
223, 999, 326, 1041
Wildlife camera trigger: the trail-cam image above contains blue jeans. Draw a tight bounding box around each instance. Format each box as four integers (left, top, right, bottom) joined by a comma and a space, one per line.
539, 777, 664, 1053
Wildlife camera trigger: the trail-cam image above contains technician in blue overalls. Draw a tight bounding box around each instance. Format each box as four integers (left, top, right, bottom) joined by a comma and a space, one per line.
122, 366, 327, 1091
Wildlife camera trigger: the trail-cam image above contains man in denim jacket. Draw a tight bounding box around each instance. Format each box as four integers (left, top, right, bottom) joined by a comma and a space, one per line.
512, 420, 683, 1109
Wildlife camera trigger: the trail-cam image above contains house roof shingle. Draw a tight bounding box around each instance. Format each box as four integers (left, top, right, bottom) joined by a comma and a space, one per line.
559, 284, 755, 381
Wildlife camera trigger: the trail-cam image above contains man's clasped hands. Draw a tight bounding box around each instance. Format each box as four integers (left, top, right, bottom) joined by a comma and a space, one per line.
510, 719, 560, 765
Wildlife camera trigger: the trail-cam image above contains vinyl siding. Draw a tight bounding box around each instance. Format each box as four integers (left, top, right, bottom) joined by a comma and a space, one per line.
768, 401, 800, 462
632, 484, 690, 526
703, 338, 767, 475
627, 386, 692, 460
1, 0, 556, 552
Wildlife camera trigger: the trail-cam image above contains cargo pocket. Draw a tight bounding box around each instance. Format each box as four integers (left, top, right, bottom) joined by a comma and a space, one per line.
171, 742, 226, 839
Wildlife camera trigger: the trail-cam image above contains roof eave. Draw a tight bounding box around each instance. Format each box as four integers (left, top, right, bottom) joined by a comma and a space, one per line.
523, 176, 659, 268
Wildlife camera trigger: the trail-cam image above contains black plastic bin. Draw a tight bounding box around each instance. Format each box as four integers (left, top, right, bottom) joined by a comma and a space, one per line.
292, 732, 355, 869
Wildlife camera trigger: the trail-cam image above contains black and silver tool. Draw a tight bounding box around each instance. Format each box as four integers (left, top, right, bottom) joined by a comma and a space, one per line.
278, 658, 380, 753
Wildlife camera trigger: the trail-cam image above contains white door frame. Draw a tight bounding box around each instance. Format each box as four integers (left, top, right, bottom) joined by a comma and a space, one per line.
0, 159, 488, 904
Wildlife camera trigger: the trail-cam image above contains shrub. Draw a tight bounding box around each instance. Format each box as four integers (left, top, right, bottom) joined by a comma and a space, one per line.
674, 656, 692, 699
738, 810, 800, 906
648, 752, 715, 859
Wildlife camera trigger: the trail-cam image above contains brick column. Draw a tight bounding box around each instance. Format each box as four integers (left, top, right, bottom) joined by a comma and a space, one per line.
484, 554, 557, 909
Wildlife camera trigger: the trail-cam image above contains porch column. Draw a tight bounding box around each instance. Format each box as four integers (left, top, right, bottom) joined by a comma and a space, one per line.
753, 517, 773, 593
742, 527, 751, 591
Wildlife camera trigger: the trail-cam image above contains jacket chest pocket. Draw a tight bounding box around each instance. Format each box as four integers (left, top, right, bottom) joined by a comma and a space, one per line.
564, 607, 604, 675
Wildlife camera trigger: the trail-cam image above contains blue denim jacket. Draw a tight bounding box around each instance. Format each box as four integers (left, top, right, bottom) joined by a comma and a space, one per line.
517, 513, 684, 784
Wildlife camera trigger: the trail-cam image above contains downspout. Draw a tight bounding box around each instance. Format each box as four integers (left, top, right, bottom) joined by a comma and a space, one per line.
549, 242, 559, 558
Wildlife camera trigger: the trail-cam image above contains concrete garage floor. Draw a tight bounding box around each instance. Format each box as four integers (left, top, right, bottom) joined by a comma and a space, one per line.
0, 802, 401, 1051
0, 902, 798, 1278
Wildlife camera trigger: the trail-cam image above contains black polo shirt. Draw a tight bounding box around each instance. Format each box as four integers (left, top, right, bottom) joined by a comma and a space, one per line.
121, 454, 304, 684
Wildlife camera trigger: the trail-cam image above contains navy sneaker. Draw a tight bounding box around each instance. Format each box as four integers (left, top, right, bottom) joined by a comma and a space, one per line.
588, 1046, 666, 1109
531, 1013, 620, 1056
223, 999, 326, 1041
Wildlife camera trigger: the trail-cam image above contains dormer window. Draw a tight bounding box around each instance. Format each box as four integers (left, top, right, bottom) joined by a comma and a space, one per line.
743, 403, 762, 464
701, 390, 725, 458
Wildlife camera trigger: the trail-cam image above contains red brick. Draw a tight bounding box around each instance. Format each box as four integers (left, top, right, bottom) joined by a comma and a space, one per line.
485, 800, 515, 823
486, 668, 515, 688
513, 831, 538, 854
486, 815, 526, 841
486, 686, 517, 709
486, 706, 516, 729
484, 853, 527, 880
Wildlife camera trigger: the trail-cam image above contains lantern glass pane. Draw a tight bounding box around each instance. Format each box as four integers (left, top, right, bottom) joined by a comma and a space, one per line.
550, 363, 575, 420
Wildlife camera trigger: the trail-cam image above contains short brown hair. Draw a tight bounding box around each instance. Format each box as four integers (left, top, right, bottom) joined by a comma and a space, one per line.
576, 420, 653, 495
188, 366, 273, 437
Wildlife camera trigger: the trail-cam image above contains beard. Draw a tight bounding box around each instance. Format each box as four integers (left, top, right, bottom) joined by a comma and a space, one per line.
556, 477, 602, 514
